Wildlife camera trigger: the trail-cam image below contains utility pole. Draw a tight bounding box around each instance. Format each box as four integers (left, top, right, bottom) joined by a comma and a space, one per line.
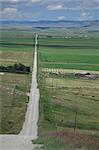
52, 75, 54, 95
74, 105, 78, 133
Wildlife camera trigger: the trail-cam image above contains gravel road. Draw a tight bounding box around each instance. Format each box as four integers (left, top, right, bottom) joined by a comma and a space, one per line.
0, 34, 40, 150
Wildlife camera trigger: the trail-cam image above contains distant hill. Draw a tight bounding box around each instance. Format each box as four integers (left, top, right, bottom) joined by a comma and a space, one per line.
0, 20, 99, 28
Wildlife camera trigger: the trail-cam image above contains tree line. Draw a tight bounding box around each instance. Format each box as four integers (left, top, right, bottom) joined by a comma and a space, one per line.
0, 63, 30, 74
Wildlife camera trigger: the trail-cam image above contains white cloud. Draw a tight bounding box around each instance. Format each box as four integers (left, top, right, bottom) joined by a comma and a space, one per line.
31, 0, 41, 3
0, 0, 27, 4
10, 0, 19, 3
3, 8, 18, 16
46, 0, 99, 11
80, 12, 93, 20
79, 0, 99, 9
58, 16, 65, 20
0, 0, 19, 3
0, 0, 43, 4
1, 0, 99, 9
47, 4, 66, 10
1, 0, 99, 21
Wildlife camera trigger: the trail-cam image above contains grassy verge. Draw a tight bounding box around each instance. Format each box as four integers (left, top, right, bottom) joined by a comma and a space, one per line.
33, 130, 99, 150
0, 29, 34, 134
33, 73, 99, 149
0, 73, 31, 134
33, 36, 99, 149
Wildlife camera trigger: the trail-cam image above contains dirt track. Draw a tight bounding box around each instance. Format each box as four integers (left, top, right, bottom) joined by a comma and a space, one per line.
0, 34, 40, 150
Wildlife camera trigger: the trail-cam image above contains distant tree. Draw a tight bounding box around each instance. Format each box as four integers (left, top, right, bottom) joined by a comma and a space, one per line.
0, 63, 30, 74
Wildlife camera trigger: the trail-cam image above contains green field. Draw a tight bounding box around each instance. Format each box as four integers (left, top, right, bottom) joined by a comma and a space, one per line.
38, 37, 99, 71
38, 37, 99, 47
0, 29, 35, 50
0, 29, 34, 134
35, 35, 99, 150
0, 28, 99, 149
0, 73, 31, 134
0, 30, 34, 66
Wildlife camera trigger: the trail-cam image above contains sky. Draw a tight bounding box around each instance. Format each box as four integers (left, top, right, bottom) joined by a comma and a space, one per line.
0, 0, 99, 21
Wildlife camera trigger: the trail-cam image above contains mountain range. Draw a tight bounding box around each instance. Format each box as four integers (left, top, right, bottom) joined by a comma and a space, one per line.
0, 20, 99, 28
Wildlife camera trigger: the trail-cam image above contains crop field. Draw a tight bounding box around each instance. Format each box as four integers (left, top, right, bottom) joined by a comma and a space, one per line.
0, 29, 34, 67
35, 35, 99, 149
0, 73, 31, 134
0, 30, 35, 52
0, 27, 99, 148
38, 37, 99, 71
0, 51, 33, 66
0, 29, 34, 134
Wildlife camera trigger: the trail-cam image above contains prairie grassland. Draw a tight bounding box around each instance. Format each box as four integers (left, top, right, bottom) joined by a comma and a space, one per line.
0, 30, 34, 67
45, 76, 99, 130
39, 47, 99, 71
0, 29, 34, 52
0, 73, 31, 134
0, 51, 33, 66
36, 73, 99, 150
42, 68, 99, 74
38, 37, 99, 71
38, 37, 99, 47
35, 36, 99, 149
0, 29, 34, 133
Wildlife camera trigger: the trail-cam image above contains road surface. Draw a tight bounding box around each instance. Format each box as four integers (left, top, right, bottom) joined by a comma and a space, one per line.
0, 34, 40, 150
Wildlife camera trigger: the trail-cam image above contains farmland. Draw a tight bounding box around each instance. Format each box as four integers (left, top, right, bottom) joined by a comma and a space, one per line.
0, 27, 99, 149
0, 29, 34, 134
34, 35, 99, 149
38, 37, 99, 71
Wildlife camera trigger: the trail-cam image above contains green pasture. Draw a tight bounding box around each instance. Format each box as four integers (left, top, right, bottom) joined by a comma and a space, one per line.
35, 35, 99, 149
36, 72, 99, 150
38, 37, 99, 47
39, 47, 99, 71
0, 51, 33, 66
0, 73, 31, 134
38, 36, 99, 71
38, 36, 99, 132
0, 37, 34, 44
45, 76, 99, 131
43, 63, 99, 71
0, 29, 34, 134
1, 47, 33, 52
0, 29, 35, 52
1, 29, 34, 36
40, 52, 98, 64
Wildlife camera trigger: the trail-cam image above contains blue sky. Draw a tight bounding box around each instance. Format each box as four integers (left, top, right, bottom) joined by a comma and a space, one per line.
0, 0, 99, 21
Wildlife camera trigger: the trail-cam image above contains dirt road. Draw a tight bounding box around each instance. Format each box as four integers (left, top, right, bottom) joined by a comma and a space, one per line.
0, 34, 40, 150
20, 34, 39, 137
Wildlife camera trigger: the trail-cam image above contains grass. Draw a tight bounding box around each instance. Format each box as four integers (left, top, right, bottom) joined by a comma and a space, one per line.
41, 53, 98, 64
35, 72, 99, 149
1, 29, 35, 36
38, 37, 99, 47
33, 130, 99, 150
41, 88, 54, 123
34, 35, 99, 149
38, 36, 99, 71
1, 28, 99, 148
0, 29, 34, 134
0, 73, 31, 134
1, 47, 33, 52
0, 37, 34, 44
0, 51, 33, 66
0, 29, 34, 52
43, 63, 99, 71
45, 76, 99, 131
